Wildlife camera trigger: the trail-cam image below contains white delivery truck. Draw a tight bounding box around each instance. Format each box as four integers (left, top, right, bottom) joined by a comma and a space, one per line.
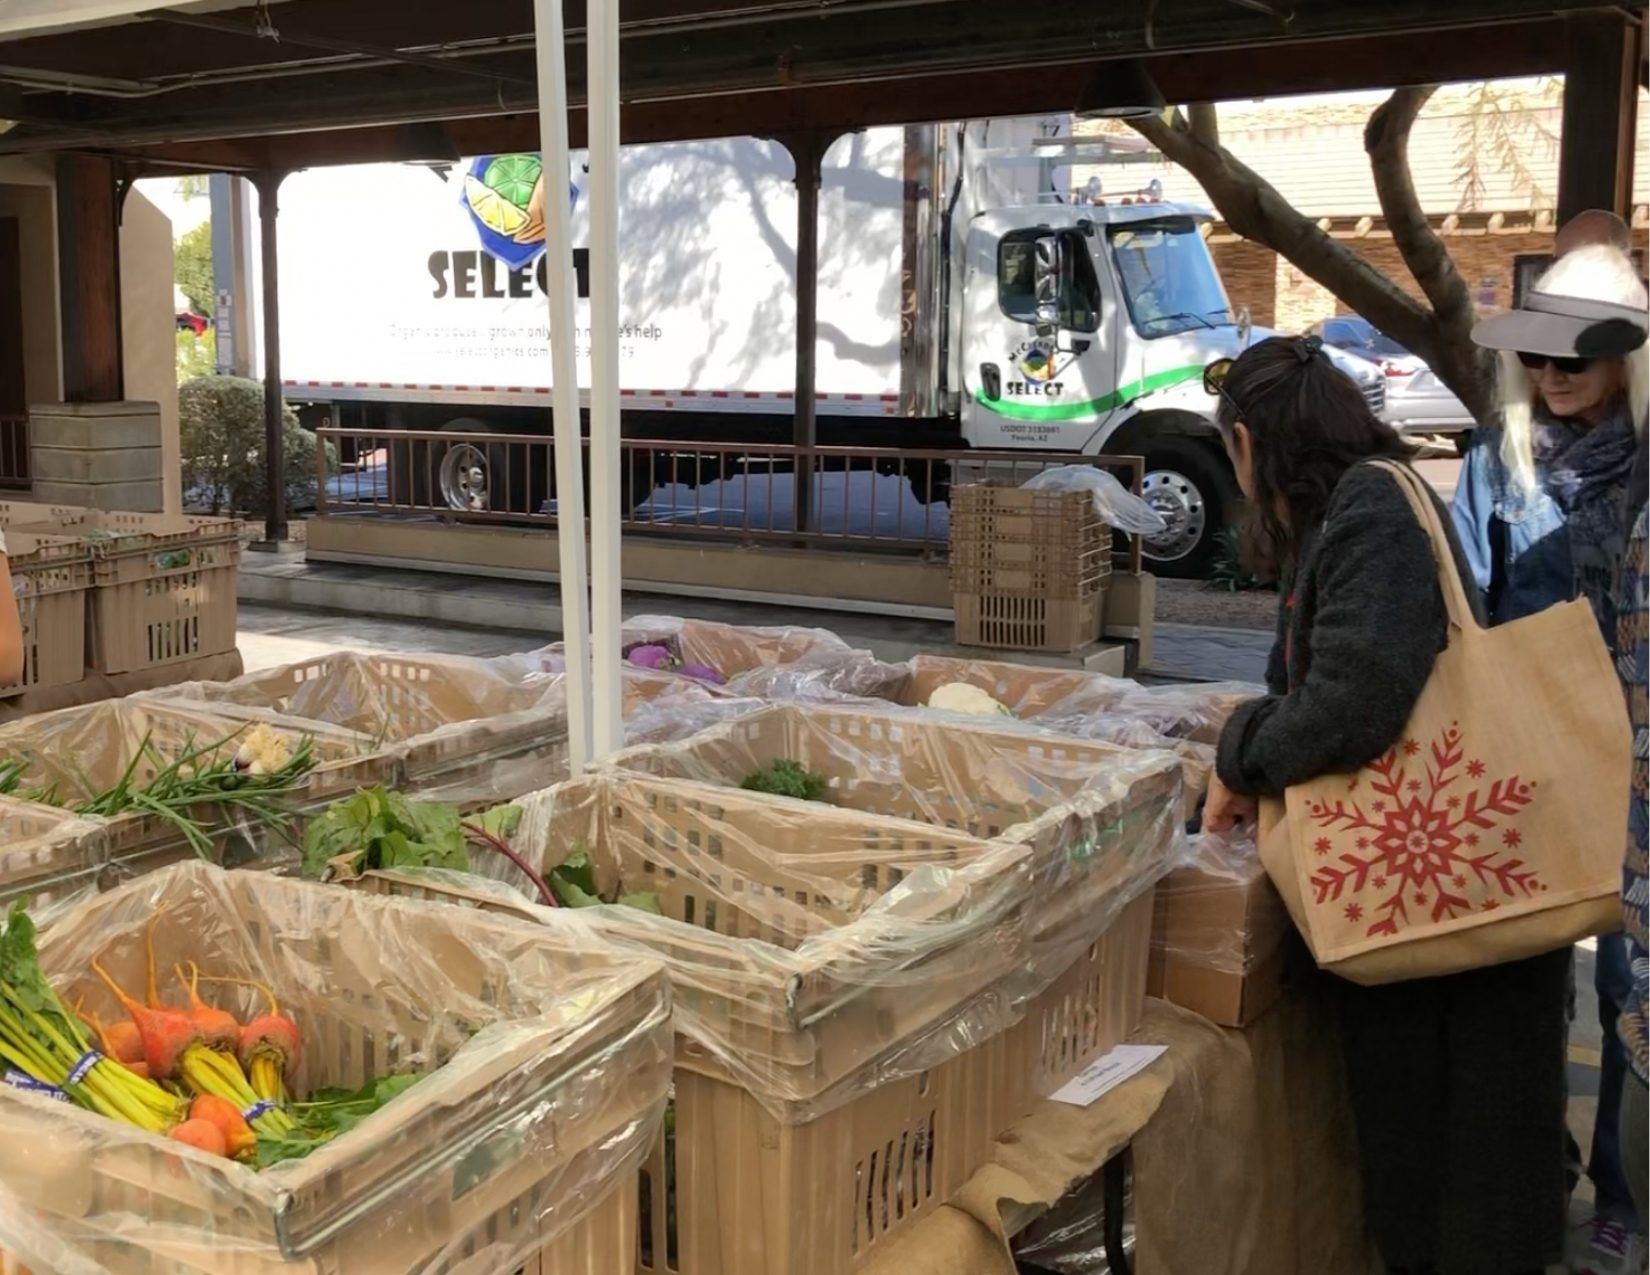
274, 118, 1382, 576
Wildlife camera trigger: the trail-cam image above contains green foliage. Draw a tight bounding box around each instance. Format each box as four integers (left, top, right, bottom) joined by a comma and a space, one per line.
175, 221, 214, 318
740, 759, 829, 803
256, 1072, 422, 1167
179, 375, 335, 517
301, 787, 471, 879
1204, 527, 1272, 594
548, 844, 662, 914
175, 328, 215, 386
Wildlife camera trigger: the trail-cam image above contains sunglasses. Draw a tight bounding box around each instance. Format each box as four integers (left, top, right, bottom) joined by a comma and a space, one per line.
1517, 351, 1596, 374
1203, 357, 1243, 416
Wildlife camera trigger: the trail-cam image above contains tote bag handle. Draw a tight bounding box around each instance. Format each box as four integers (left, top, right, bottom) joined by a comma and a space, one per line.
1370, 459, 1479, 635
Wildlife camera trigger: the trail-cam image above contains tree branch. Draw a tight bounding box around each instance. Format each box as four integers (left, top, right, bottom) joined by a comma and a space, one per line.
1365, 86, 1492, 417
1127, 109, 1435, 353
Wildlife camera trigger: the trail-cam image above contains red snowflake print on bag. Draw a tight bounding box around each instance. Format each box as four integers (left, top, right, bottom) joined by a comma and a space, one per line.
1303, 724, 1537, 939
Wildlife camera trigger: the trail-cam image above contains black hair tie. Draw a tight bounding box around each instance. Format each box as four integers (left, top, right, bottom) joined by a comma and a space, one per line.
1295, 335, 1324, 362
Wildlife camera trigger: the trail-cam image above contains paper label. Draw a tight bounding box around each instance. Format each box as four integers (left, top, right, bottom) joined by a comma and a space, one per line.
1048, 1043, 1168, 1107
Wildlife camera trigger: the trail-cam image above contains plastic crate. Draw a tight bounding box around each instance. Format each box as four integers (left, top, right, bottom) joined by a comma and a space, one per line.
0, 795, 108, 910
0, 699, 387, 882
949, 492, 1110, 599
0, 530, 92, 697
10, 511, 242, 675
612, 702, 1183, 1037
145, 649, 573, 806
0, 862, 670, 1275
359, 769, 1039, 1275
954, 585, 1104, 652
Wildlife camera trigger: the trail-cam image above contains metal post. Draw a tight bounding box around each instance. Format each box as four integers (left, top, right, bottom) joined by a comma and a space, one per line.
586, 0, 624, 757
255, 171, 287, 546
530, 0, 593, 773
782, 132, 829, 534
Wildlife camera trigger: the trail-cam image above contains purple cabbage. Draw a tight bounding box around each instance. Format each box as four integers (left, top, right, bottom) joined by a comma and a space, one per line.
626, 643, 675, 671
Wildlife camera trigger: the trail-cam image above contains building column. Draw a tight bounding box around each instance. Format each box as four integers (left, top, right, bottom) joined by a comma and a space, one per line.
55, 154, 122, 403
1557, 11, 1640, 226
254, 171, 287, 545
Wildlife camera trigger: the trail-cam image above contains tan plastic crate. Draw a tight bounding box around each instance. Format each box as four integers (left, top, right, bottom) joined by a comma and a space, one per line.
147, 649, 573, 804
11, 511, 242, 675
0, 862, 670, 1275
0, 530, 92, 697
0, 795, 108, 910
611, 702, 1182, 1025
0, 699, 387, 882
358, 769, 1039, 1275
953, 585, 1104, 653
948, 484, 1111, 600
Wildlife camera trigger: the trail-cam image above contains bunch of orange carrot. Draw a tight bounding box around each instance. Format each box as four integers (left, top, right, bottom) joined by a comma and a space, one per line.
1, 902, 310, 1163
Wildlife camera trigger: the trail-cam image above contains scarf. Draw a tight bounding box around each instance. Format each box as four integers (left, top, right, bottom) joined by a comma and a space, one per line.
1541, 400, 1638, 640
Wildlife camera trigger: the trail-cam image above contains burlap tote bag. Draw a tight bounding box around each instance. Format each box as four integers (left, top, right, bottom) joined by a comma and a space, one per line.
1257, 460, 1631, 985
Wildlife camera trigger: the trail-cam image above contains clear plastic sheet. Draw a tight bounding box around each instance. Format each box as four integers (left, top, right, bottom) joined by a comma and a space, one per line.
0, 699, 384, 883
1155, 832, 1285, 976
605, 701, 1186, 998
0, 1182, 114, 1275
362, 768, 1036, 1123
1012, 1161, 1135, 1274
0, 795, 109, 910
142, 649, 573, 806
505, 613, 907, 702
1021, 464, 1167, 535
1, 861, 671, 1274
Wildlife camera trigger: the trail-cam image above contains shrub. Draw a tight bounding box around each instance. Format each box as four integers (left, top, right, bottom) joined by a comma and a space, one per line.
179, 375, 336, 518
1204, 526, 1275, 593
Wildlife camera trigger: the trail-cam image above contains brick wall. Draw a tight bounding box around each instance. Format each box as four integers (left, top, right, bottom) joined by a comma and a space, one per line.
1210, 230, 1557, 334
1211, 239, 1278, 327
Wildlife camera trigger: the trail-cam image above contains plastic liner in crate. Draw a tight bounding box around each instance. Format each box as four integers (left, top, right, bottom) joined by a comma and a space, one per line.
510, 613, 908, 702
10, 510, 242, 676
610, 701, 1186, 998
144, 649, 575, 806
0, 796, 108, 910
0, 700, 386, 882
1, 530, 93, 697
857, 652, 1222, 808
0, 861, 671, 1274
357, 769, 1035, 1275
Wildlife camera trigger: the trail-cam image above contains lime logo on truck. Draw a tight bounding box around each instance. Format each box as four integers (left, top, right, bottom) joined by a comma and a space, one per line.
458, 153, 577, 271
1005, 338, 1073, 397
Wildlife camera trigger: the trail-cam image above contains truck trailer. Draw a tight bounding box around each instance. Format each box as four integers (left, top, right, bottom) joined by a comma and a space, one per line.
270, 117, 1382, 577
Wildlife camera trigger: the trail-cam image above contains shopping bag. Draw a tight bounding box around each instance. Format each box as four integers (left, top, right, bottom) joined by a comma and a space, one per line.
1256, 460, 1630, 985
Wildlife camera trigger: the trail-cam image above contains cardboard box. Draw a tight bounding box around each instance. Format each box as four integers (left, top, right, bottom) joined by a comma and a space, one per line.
1147, 847, 1291, 1027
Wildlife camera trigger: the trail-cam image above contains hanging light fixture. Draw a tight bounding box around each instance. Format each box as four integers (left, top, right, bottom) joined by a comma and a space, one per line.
1074, 59, 1166, 120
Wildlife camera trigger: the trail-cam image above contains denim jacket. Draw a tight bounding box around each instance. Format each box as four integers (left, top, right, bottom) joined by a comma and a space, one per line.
1450, 424, 1576, 625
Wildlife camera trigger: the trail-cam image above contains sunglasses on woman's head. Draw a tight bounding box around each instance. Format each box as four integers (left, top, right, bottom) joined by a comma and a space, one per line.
1203, 357, 1243, 415
1517, 351, 1595, 374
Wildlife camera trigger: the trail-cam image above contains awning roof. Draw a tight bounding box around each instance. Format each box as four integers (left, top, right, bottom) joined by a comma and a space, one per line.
0, 0, 1638, 173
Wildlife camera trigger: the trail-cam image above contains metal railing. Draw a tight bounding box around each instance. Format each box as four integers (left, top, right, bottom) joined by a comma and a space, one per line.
314, 427, 1146, 571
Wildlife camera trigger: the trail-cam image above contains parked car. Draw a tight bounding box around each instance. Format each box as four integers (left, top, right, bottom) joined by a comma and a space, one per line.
1309, 315, 1476, 451
176, 310, 208, 336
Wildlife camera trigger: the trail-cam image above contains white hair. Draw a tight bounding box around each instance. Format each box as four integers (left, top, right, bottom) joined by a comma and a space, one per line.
1497, 243, 1649, 493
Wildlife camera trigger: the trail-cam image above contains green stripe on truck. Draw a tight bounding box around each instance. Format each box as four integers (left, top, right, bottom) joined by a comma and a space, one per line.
973, 363, 1205, 421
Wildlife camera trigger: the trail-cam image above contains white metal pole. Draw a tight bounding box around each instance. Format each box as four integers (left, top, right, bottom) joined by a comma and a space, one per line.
586, 0, 625, 757
530, 0, 592, 771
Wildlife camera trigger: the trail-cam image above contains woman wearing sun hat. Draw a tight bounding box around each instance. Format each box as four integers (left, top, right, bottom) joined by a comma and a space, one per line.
1455, 243, 1649, 1275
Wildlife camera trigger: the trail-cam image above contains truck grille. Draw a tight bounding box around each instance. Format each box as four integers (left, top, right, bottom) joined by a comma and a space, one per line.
1362, 379, 1387, 417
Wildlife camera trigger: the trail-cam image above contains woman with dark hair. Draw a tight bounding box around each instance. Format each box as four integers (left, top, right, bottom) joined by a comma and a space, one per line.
1204, 335, 1568, 1275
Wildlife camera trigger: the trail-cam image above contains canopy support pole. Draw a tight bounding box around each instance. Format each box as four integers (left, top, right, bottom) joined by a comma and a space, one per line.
585, 0, 625, 757
530, 0, 592, 771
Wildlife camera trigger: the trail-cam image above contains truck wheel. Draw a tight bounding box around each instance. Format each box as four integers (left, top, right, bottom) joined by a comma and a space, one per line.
434, 418, 534, 516
1138, 437, 1236, 580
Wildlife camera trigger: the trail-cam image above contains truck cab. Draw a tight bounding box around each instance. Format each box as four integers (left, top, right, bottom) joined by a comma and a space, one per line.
957, 199, 1385, 576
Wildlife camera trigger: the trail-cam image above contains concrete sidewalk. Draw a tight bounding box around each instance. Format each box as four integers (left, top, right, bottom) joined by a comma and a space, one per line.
238, 548, 1270, 684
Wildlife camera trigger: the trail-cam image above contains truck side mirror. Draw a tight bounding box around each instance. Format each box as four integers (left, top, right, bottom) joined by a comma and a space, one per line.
1032, 235, 1063, 337
1237, 304, 1252, 346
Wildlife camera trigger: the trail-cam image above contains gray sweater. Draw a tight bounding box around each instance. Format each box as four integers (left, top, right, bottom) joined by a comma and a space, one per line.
1216, 462, 1484, 798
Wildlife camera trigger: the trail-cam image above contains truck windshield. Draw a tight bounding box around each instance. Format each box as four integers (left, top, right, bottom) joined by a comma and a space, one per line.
1107, 217, 1233, 338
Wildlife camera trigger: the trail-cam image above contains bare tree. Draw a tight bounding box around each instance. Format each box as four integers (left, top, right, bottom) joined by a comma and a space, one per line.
1127, 88, 1495, 421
